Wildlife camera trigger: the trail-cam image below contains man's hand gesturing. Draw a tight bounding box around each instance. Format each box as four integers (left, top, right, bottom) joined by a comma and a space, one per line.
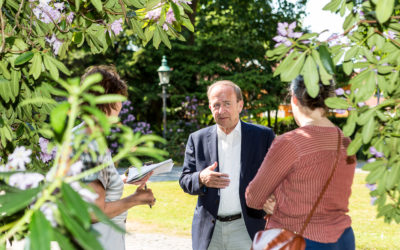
199, 162, 230, 188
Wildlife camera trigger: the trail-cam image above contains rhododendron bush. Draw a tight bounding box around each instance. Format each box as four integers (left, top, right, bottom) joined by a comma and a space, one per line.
0, 0, 191, 248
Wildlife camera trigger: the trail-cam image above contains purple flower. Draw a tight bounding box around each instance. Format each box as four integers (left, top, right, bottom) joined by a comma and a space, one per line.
166, 8, 176, 24
375, 152, 384, 158
46, 34, 63, 55
367, 158, 376, 163
335, 109, 346, 114
385, 30, 396, 40
110, 18, 123, 36
145, 4, 162, 20
335, 88, 345, 96
54, 2, 64, 11
277, 22, 289, 36
66, 12, 74, 24
163, 23, 169, 31
365, 183, 376, 191
369, 146, 378, 155
68, 161, 84, 176
345, 90, 351, 95
9, 172, 44, 190
370, 196, 377, 205
357, 102, 366, 107
371, 46, 376, 52
40, 202, 58, 227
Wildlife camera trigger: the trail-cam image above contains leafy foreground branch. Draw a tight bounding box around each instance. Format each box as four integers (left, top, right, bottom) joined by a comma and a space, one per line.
267, 0, 400, 223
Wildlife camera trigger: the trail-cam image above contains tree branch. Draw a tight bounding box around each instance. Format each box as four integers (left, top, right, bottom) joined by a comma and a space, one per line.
0, 8, 5, 53
12, 0, 25, 33
117, 0, 129, 25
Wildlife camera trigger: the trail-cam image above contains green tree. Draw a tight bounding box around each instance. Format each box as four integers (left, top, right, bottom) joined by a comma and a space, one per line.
268, 0, 400, 224
0, 0, 191, 248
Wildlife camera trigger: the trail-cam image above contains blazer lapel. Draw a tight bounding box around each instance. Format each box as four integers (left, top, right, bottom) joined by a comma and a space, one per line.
240, 120, 250, 179
207, 125, 219, 172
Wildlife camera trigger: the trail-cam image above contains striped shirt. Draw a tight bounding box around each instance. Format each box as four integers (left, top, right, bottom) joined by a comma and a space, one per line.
246, 125, 356, 243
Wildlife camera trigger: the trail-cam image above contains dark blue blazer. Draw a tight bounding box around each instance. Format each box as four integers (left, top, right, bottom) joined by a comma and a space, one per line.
179, 121, 275, 250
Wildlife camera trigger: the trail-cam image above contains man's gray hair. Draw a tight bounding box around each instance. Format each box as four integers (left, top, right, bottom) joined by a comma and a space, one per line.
207, 80, 243, 102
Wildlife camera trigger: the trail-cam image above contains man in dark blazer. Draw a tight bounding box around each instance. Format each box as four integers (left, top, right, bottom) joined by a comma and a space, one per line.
179, 80, 275, 250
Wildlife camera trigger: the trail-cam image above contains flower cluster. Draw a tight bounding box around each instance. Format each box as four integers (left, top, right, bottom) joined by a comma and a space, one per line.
334, 88, 366, 113
109, 18, 124, 36
273, 22, 303, 47
145, 1, 191, 31
181, 96, 198, 121
365, 183, 377, 205
109, 101, 153, 155
369, 146, 384, 158
39, 137, 57, 163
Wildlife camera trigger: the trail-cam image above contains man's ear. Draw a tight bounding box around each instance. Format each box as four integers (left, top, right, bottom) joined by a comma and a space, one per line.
238, 100, 244, 112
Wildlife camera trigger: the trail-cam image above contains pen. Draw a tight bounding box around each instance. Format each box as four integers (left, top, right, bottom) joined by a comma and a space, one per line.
144, 184, 152, 209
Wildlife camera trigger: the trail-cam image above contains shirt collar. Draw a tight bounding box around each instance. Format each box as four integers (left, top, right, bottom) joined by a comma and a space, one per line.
217, 120, 241, 137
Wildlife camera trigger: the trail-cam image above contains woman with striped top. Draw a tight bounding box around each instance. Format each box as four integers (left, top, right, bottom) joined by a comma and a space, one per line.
246, 76, 356, 249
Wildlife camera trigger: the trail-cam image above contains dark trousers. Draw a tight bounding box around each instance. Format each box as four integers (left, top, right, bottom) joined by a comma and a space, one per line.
305, 227, 355, 250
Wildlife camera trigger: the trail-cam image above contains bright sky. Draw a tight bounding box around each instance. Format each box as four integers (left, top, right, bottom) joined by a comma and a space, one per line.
302, 0, 345, 40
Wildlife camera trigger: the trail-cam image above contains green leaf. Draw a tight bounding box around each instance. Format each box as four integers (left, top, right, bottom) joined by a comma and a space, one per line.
343, 12, 357, 30
322, 0, 341, 12
52, 231, 75, 250
362, 118, 376, 144
153, 26, 162, 49
75, 0, 80, 11
58, 201, 103, 250
158, 26, 172, 49
344, 46, 359, 61
10, 70, 20, 99
311, 50, 332, 84
14, 51, 34, 65
131, 19, 145, 40
357, 108, 376, 125
347, 132, 362, 155
61, 182, 91, 230
343, 110, 357, 136
19, 97, 57, 107
82, 106, 111, 135
0, 187, 41, 218
266, 44, 291, 59
43, 54, 59, 80
301, 56, 319, 98
386, 164, 400, 190
280, 51, 306, 82
146, 0, 160, 11
318, 45, 335, 75
30, 211, 52, 250
366, 165, 385, 184
29, 53, 43, 80
182, 18, 194, 32
80, 73, 102, 93
362, 160, 384, 171
171, 2, 181, 22
343, 61, 353, 75
324, 97, 349, 109
90, 0, 103, 12
94, 94, 127, 104
0, 78, 11, 103
0, 61, 10, 79
50, 102, 70, 139
47, 56, 71, 75
376, 0, 394, 24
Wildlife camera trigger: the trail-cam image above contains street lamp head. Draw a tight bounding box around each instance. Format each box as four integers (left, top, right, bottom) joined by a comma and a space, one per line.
157, 55, 172, 85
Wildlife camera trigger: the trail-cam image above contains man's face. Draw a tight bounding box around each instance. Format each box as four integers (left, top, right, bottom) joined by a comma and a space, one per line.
208, 85, 243, 134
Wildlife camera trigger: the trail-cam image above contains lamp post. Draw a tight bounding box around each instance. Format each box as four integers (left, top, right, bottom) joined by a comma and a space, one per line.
157, 55, 172, 139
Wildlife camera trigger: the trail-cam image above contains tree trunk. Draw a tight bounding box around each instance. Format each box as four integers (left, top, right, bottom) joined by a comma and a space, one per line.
267, 109, 271, 128
188, 0, 198, 45
274, 107, 279, 134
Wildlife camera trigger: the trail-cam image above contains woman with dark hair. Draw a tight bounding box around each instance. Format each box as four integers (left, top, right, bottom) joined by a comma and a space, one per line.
75, 65, 155, 250
246, 76, 356, 249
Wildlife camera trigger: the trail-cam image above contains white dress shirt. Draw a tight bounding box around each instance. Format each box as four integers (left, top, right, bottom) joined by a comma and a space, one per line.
217, 121, 242, 216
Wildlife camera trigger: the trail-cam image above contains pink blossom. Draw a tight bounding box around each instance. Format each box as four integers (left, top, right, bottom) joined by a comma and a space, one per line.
110, 18, 123, 36
46, 34, 63, 55
166, 8, 176, 24
66, 12, 74, 24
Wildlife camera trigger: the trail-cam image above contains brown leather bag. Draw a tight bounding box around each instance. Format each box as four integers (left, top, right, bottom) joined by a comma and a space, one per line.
251, 128, 342, 250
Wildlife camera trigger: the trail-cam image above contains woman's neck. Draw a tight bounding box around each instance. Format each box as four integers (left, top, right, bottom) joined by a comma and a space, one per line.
296, 109, 335, 127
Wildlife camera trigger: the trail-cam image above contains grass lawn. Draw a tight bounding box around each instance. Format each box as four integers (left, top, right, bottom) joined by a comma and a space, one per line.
123, 172, 400, 249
